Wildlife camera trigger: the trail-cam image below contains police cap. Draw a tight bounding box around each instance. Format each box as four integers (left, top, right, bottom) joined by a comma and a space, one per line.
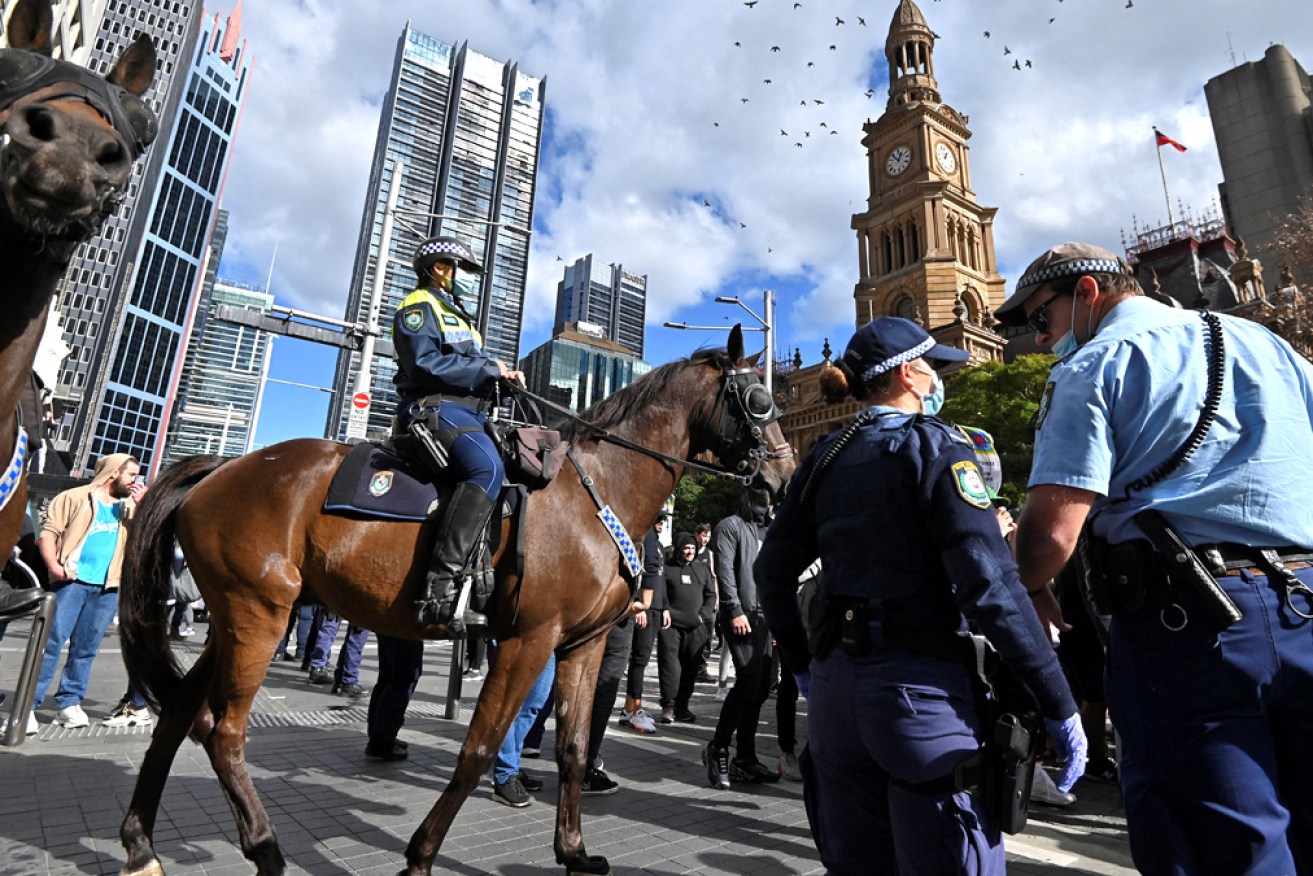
995, 242, 1132, 327
413, 236, 483, 275
843, 317, 969, 385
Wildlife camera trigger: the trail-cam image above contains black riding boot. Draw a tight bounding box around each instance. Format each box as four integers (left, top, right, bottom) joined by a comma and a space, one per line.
417, 482, 494, 635
0, 580, 43, 615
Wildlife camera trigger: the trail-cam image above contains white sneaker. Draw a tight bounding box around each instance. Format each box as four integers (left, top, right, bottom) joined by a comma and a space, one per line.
1030, 761, 1076, 807
102, 706, 153, 728
0, 712, 38, 736
715, 683, 730, 701
777, 751, 802, 781
619, 707, 657, 734
53, 704, 90, 728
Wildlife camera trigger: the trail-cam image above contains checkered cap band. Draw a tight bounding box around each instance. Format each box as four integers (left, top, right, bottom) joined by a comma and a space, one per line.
417, 240, 471, 260
1017, 258, 1126, 292
860, 336, 934, 383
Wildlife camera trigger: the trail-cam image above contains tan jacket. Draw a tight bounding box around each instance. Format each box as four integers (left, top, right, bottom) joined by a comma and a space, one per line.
39, 453, 138, 591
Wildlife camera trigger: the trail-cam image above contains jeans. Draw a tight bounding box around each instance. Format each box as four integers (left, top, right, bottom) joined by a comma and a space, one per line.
493, 653, 556, 784
34, 580, 120, 709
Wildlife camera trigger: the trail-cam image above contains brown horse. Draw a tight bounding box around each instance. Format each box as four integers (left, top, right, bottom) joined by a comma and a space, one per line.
0, 0, 156, 552
117, 327, 796, 876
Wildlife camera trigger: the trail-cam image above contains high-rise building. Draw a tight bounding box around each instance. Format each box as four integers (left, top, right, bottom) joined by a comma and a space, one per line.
520, 323, 651, 414
1205, 44, 1313, 283
56, 2, 251, 475
1, 0, 106, 63
553, 255, 647, 358
163, 279, 273, 461
325, 26, 546, 441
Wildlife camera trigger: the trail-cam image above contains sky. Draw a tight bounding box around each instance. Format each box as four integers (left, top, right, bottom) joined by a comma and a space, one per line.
208, 0, 1313, 449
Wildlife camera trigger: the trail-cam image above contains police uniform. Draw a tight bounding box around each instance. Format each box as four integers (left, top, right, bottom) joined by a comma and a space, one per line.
756, 319, 1078, 875
1028, 291, 1313, 875
392, 284, 503, 498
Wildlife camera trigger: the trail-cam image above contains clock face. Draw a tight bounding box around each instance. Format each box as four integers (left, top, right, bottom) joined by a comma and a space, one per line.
885, 145, 912, 176
935, 142, 957, 173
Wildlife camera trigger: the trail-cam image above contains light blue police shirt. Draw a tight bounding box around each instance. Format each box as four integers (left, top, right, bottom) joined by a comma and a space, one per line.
1029, 295, 1313, 547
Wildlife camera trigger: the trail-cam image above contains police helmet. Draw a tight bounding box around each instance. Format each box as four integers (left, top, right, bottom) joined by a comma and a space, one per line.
413, 236, 483, 276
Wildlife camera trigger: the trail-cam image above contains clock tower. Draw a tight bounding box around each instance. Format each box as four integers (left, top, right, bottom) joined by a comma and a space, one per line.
852, 0, 1007, 366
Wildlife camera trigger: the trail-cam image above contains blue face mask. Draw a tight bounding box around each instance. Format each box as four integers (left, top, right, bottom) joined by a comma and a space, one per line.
1050, 294, 1083, 358
917, 367, 945, 417
452, 274, 478, 300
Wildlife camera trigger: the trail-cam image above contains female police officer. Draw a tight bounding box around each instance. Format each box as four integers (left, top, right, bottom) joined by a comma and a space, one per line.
754, 317, 1085, 874
392, 235, 523, 634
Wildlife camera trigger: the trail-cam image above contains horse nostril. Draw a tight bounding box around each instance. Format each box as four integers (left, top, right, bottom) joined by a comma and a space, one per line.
24, 106, 57, 141
97, 139, 126, 167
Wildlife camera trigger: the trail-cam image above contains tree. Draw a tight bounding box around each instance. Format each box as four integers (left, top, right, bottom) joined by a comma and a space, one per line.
938, 354, 1056, 506
1268, 192, 1313, 286
673, 473, 742, 534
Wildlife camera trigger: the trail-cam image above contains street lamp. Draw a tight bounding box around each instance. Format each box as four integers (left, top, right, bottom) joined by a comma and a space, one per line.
664, 290, 774, 393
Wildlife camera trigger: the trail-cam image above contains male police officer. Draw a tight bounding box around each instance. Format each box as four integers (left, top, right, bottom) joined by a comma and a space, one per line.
999, 242, 1313, 875
755, 317, 1084, 874
393, 236, 523, 634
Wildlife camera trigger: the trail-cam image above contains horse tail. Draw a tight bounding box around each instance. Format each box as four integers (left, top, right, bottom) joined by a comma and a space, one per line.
120, 455, 229, 713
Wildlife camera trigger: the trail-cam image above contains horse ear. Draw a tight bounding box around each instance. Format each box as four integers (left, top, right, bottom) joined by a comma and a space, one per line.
106, 34, 157, 97
744, 350, 763, 368
6, 0, 55, 56
727, 324, 745, 363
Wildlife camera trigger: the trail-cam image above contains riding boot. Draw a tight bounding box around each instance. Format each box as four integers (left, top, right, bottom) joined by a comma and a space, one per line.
0, 580, 43, 615
417, 481, 495, 635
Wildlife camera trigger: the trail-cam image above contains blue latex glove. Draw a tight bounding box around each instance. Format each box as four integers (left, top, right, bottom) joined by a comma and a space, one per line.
793, 671, 811, 699
1044, 713, 1089, 793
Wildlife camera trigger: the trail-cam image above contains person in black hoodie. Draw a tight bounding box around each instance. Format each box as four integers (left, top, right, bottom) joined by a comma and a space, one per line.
657, 532, 716, 724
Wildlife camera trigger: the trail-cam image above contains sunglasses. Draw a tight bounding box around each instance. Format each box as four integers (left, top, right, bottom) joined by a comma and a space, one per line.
1026, 291, 1067, 334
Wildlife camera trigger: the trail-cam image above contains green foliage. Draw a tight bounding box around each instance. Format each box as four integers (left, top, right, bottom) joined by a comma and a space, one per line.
673, 474, 742, 534
938, 354, 1056, 507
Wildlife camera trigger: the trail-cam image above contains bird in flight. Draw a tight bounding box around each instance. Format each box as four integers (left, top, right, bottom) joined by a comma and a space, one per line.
1012, 60, 1021, 70
744, 0, 757, 6
865, 88, 875, 98
780, 129, 788, 136
814, 98, 825, 105
819, 121, 828, 128
1025, 59, 1033, 68
1004, 46, 1012, 55
794, 2, 801, 7
857, 16, 866, 25
771, 46, 781, 52
740, 222, 747, 228
734, 41, 741, 47
795, 142, 803, 148
983, 31, 990, 38
1049, 17, 1056, 23
829, 44, 837, 50
555, 255, 562, 261
703, 200, 712, 207
764, 79, 773, 84
835, 16, 844, 25
1126, 0, 1133, 6
741, 97, 750, 103
807, 61, 815, 67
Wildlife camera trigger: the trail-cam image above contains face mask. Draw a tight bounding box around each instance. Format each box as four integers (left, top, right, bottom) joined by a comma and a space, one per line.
452, 274, 478, 300
913, 364, 945, 417
1050, 294, 1088, 359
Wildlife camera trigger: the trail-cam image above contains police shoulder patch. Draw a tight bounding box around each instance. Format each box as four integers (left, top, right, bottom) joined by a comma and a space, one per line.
1031, 381, 1056, 431
402, 308, 425, 331
951, 460, 992, 509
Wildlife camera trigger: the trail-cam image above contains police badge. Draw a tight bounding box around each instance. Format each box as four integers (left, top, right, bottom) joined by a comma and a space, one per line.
369, 471, 395, 497
402, 308, 424, 331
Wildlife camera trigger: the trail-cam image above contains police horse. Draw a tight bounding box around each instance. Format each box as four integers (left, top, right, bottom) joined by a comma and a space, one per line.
116, 326, 796, 875
0, 0, 156, 553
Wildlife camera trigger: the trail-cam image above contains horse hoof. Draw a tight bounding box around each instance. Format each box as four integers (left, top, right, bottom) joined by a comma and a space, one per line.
564, 855, 611, 876
121, 859, 165, 876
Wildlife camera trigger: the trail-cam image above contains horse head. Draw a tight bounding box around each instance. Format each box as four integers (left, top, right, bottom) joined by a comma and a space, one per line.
705, 323, 796, 501
0, 0, 157, 248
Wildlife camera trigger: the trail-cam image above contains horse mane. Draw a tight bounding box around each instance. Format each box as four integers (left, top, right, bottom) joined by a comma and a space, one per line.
557, 347, 732, 442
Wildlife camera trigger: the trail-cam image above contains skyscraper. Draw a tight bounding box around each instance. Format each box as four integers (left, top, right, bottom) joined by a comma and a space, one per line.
59, 2, 251, 474
520, 324, 651, 415
325, 26, 546, 441
553, 255, 647, 358
0, 0, 104, 63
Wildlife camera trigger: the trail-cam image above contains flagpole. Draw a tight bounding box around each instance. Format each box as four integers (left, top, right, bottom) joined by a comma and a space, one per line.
1155, 129, 1176, 231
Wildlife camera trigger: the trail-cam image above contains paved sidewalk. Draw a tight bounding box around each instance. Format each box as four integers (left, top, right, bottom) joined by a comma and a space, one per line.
1, 620, 1134, 875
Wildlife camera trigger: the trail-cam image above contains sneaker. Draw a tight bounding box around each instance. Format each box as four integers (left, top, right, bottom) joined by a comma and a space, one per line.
715, 683, 730, 701
0, 712, 38, 736
658, 707, 675, 724
1030, 762, 1076, 807
492, 775, 533, 808
522, 746, 542, 759
331, 682, 370, 698
619, 707, 657, 734
177, 626, 195, 638
364, 739, 409, 761
777, 751, 802, 781
580, 767, 620, 796
102, 706, 153, 728
307, 668, 333, 685
462, 668, 483, 681
518, 770, 544, 792
730, 757, 781, 784
53, 704, 90, 728
703, 743, 731, 790
674, 708, 697, 724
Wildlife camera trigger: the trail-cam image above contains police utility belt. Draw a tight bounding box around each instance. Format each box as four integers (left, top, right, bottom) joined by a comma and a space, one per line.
806, 596, 1042, 834
1084, 510, 1313, 630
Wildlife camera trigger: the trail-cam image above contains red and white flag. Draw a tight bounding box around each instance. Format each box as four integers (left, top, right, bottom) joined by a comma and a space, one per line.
1154, 127, 1187, 152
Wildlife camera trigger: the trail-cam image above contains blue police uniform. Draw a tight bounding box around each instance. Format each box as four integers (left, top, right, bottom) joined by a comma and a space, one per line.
1031, 295, 1313, 875
392, 286, 503, 498
758, 406, 1077, 875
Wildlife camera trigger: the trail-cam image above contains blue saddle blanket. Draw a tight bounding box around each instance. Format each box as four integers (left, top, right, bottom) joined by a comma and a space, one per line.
324, 443, 438, 521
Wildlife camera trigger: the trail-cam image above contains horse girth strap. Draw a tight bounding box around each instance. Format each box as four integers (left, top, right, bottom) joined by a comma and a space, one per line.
0, 412, 28, 515
566, 446, 643, 581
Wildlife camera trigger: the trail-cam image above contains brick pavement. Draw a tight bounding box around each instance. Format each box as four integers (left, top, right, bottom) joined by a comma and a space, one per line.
0, 620, 1135, 875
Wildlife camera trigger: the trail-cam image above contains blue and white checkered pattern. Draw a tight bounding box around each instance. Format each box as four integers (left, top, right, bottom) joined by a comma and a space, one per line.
861, 336, 935, 383
598, 505, 643, 579
1017, 258, 1126, 292
0, 430, 28, 514
416, 239, 472, 262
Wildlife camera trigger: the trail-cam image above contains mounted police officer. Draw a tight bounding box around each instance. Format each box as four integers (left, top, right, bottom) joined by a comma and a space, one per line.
393, 235, 523, 634
755, 317, 1085, 874
999, 242, 1313, 875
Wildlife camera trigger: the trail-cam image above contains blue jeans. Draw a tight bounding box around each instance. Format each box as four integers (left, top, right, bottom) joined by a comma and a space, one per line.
34, 580, 120, 710
494, 652, 555, 784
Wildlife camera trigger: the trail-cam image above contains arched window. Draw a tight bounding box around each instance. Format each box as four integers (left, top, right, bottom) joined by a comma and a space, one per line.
909, 220, 920, 263
896, 296, 917, 321
882, 231, 893, 277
